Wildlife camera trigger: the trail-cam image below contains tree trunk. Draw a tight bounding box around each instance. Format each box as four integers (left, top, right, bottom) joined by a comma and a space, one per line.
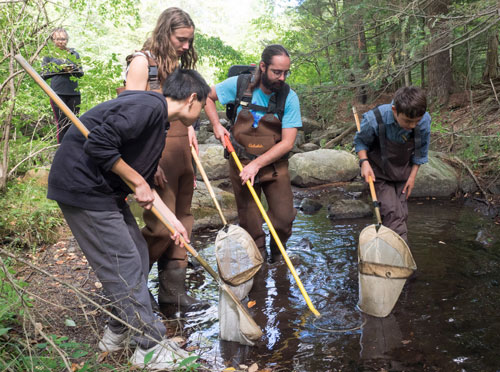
0, 45, 15, 191
482, 28, 499, 82
426, 0, 454, 105
350, 0, 370, 104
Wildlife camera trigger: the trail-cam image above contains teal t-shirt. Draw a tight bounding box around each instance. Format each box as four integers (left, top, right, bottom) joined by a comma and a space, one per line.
215, 76, 302, 129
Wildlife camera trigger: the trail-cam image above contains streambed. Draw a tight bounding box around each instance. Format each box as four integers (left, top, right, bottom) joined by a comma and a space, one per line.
151, 199, 500, 371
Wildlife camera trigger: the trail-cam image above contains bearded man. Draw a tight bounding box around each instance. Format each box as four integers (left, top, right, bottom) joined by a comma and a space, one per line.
204, 44, 302, 262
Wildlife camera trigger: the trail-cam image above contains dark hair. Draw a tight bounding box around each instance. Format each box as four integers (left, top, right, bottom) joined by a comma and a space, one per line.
144, 7, 197, 82
162, 68, 210, 102
250, 44, 290, 90
393, 86, 427, 118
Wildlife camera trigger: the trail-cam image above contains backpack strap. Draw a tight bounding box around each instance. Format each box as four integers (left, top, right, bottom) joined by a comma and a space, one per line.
373, 107, 388, 174
143, 53, 159, 85
125, 51, 159, 84
237, 79, 290, 122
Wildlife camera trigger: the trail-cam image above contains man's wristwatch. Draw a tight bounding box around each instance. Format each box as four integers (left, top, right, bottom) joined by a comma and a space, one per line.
359, 158, 369, 167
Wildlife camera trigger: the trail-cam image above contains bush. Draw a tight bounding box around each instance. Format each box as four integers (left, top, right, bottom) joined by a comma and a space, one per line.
0, 178, 64, 248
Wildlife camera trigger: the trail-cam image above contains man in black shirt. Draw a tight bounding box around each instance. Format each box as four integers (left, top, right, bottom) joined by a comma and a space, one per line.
47, 69, 209, 370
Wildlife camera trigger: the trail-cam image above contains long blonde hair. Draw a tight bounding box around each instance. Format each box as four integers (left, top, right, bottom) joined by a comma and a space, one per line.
143, 7, 197, 82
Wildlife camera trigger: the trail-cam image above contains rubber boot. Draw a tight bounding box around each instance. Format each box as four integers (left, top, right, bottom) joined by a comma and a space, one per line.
269, 239, 286, 264
158, 267, 208, 310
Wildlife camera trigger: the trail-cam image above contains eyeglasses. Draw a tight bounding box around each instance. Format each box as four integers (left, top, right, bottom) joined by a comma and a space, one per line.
54, 38, 67, 41
270, 69, 291, 78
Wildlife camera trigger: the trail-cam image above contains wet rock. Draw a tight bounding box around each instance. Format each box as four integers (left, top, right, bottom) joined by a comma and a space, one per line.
345, 181, 367, 193
327, 199, 372, 219
346, 191, 363, 199
195, 120, 213, 144
475, 229, 497, 247
295, 130, 306, 147
191, 181, 237, 230
301, 116, 323, 135
197, 144, 228, 180
488, 182, 500, 195
298, 198, 322, 213
412, 152, 460, 197
289, 149, 358, 187
299, 142, 320, 152
464, 198, 499, 218
295, 237, 313, 250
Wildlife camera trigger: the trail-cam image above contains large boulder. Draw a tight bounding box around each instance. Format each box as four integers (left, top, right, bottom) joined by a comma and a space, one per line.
23, 167, 50, 187
289, 149, 359, 187
192, 181, 237, 230
327, 199, 372, 219
197, 144, 229, 181
413, 152, 459, 197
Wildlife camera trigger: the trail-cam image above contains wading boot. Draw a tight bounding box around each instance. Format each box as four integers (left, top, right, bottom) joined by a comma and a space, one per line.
158, 267, 209, 311
269, 239, 286, 264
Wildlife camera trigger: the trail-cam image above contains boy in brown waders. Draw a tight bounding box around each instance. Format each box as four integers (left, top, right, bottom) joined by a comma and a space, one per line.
204, 44, 303, 262
47, 69, 210, 370
354, 86, 431, 243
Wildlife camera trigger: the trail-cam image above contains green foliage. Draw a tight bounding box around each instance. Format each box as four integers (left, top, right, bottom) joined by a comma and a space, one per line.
177, 355, 201, 371
0, 262, 30, 326
77, 53, 124, 112
0, 330, 117, 372
7, 138, 56, 176
461, 133, 500, 170
195, 32, 257, 82
0, 179, 64, 248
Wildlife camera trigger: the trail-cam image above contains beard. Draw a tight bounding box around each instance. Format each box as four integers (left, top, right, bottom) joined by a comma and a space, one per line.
262, 70, 284, 93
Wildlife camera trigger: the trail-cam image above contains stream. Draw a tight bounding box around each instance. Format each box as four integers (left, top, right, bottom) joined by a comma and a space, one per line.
150, 199, 500, 371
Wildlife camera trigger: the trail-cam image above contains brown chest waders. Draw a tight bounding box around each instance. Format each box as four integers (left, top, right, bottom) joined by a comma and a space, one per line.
229, 109, 296, 256
367, 107, 416, 242
142, 121, 194, 268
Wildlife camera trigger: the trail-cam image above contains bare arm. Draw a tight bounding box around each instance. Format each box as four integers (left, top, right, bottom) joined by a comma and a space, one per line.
125, 55, 149, 91
240, 127, 298, 185
358, 149, 376, 183
204, 87, 230, 146
403, 164, 420, 199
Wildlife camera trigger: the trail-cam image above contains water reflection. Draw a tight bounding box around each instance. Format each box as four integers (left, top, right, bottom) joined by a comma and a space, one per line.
153, 200, 500, 371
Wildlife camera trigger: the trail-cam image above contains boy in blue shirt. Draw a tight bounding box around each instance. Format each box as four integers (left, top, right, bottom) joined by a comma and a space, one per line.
354, 86, 431, 243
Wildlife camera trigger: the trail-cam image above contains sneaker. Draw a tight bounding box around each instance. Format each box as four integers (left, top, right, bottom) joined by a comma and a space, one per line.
130, 337, 189, 370
98, 327, 128, 352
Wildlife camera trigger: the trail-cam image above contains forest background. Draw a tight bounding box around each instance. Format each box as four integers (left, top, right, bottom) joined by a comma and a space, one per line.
0, 0, 499, 370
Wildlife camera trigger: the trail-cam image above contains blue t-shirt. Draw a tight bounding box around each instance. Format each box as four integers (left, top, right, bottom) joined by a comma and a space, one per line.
216, 76, 302, 129
353, 103, 431, 165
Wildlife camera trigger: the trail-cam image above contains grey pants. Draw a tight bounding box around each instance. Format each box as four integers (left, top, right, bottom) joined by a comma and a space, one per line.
58, 202, 165, 349
374, 180, 409, 243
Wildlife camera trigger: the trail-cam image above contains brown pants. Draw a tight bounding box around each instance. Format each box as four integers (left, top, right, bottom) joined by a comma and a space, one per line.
142, 127, 194, 269
375, 179, 408, 243
229, 159, 296, 251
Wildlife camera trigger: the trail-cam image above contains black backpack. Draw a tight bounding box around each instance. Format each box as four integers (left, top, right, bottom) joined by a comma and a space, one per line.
225, 64, 290, 125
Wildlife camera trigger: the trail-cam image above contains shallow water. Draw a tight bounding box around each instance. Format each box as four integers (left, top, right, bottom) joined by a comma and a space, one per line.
152, 199, 500, 371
